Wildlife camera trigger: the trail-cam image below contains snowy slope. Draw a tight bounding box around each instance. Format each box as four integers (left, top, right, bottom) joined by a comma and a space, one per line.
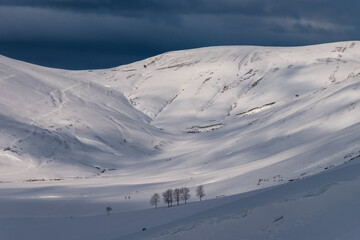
1, 157, 360, 240
0, 55, 168, 179
122, 158, 360, 240
0, 41, 360, 239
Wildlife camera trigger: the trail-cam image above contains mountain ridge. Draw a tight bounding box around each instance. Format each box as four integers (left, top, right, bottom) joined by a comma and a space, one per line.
1, 41, 360, 240
0, 41, 359, 198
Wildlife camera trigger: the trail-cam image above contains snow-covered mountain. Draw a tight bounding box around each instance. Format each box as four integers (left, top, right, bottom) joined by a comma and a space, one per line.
0, 41, 359, 240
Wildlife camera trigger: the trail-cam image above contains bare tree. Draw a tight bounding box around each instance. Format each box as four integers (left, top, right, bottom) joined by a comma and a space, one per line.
162, 189, 173, 207
180, 187, 190, 204
106, 206, 112, 215
173, 188, 181, 205
150, 193, 160, 209
196, 185, 205, 201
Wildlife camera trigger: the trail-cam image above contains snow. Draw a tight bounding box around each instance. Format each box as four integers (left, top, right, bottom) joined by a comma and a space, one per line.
0, 41, 359, 239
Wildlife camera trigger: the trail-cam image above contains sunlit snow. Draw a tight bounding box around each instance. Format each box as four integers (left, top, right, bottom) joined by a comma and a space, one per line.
0, 41, 359, 239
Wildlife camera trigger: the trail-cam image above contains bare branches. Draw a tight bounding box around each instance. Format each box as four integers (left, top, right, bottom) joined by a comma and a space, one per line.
180, 187, 191, 204
196, 185, 205, 201
150, 193, 160, 209
173, 188, 181, 205
162, 189, 173, 207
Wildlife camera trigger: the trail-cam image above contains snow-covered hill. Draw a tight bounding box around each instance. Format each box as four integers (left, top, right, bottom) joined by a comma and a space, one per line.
0, 41, 359, 239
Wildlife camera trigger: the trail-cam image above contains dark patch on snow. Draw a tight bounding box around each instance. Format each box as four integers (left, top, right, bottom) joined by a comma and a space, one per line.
237, 102, 276, 116
273, 216, 284, 222
324, 165, 335, 170
202, 77, 212, 84
156, 61, 200, 71
251, 77, 263, 88
344, 151, 360, 163
332, 46, 347, 53
288, 178, 299, 182
25, 178, 46, 182
257, 175, 284, 186
126, 74, 135, 79
187, 123, 224, 133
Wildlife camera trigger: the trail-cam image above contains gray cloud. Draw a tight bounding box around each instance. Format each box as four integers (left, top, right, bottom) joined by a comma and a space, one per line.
0, 1, 359, 69
1, 0, 359, 21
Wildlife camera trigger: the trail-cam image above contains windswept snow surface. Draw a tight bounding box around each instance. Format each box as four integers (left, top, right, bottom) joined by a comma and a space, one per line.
0, 41, 360, 239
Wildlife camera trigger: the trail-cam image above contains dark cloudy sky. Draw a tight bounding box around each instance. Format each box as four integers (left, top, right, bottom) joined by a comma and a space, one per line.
0, 0, 359, 69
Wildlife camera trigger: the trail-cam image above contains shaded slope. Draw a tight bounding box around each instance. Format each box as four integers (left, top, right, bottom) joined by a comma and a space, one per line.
123, 157, 360, 240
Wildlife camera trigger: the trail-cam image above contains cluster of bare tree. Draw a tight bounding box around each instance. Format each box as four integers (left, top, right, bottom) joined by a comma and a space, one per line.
150, 185, 205, 209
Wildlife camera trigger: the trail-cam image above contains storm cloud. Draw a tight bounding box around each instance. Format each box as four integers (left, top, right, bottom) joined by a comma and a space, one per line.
0, 0, 358, 69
